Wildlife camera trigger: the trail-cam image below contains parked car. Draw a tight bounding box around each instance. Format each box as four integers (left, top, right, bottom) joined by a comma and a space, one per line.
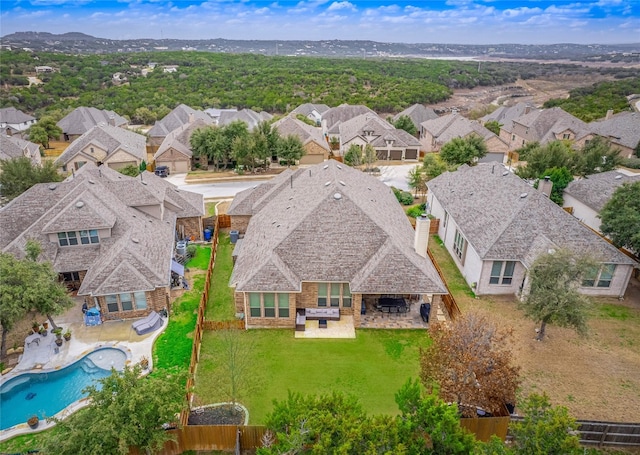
154, 165, 170, 177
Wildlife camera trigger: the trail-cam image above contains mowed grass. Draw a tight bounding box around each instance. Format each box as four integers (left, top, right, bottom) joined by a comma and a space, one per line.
206, 232, 236, 321
194, 329, 430, 424
429, 235, 476, 299
186, 244, 212, 271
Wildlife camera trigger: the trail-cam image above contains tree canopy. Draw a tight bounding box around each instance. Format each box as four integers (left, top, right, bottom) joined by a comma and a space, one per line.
537, 166, 573, 205
439, 135, 487, 167
42, 365, 187, 455
393, 115, 418, 136
599, 181, 640, 254
420, 312, 520, 417
520, 249, 594, 341
0, 157, 62, 201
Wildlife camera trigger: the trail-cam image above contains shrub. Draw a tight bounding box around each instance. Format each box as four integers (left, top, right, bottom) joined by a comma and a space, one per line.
406, 203, 427, 218
186, 244, 198, 257
621, 157, 640, 169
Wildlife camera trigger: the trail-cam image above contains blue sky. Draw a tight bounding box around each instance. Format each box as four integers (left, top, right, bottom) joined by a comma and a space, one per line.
1, 0, 638, 44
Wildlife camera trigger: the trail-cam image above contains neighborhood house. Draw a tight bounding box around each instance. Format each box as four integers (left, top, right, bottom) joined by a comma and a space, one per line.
228, 160, 448, 330
0, 163, 204, 321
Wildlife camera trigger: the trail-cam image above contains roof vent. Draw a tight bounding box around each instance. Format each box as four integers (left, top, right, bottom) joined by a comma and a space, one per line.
324, 181, 331, 186
333, 193, 342, 200
502, 171, 509, 176
520, 193, 528, 198
337, 165, 342, 170
48, 184, 57, 190
141, 181, 147, 185
253, 185, 258, 189
323, 164, 329, 169
88, 179, 95, 184
615, 175, 622, 180
75, 201, 84, 208
339, 181, 346, 186
131, 237, 140, 244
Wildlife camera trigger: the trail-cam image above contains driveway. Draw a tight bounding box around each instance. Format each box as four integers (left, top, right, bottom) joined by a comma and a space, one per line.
166, 163, 418, 199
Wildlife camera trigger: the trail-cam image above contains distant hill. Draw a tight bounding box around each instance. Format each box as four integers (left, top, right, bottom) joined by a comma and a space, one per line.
2, 31, 639, 62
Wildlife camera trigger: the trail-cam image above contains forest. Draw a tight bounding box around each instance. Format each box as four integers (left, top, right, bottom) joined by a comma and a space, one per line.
0, 49, 632, 120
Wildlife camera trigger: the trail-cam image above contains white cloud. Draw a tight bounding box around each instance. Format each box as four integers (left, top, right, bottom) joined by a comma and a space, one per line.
327, 1, 356, 12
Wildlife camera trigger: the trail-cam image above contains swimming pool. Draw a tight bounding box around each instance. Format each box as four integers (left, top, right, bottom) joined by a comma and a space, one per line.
0, 347, 127, 430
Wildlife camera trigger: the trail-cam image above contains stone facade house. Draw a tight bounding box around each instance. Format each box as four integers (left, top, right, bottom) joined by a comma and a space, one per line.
57, 107, 128, 142
0, 107, 36, 137
480, 102, 538, 148
148, 104, 214, 150
0, 163, 204, 321
393, 104, 439, 134
273, 116, 330, 165
508, 107, 593, 150
55, 123, 146, 173
589, 111, 640, 159
339, 114, 421, 161
563, 169, 640, 233
427, 163, 636, 298
0, 134, 42, 168
228, 160, 447, 329
420, 113, 509, 161
154, 118, 211, 173
322, 104, 378, 142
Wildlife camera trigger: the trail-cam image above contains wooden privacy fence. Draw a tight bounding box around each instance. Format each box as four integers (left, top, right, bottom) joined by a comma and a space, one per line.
427, 248, 462, 321
181, 217, 220, 426
460, 415, 511, 442
203, 320, 245, 330
218, 214, 231, 228
129, 425, 268, 455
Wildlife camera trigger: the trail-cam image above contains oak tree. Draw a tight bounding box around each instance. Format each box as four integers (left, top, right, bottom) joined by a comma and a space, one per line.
439, 135, 487, 167
599, 181, 640, 254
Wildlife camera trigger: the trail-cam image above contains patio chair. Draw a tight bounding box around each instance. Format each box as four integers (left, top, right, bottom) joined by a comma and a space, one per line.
381, 307, 390, 317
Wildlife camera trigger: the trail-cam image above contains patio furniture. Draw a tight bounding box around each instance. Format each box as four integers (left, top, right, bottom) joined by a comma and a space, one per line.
420, 303, 431, 323
295, 311, 306, 331
318, 319, 328, 329
132, 311, 163, 336
305, 308, 340, 321
378, 297, 408, 314
26, 333, 40, 347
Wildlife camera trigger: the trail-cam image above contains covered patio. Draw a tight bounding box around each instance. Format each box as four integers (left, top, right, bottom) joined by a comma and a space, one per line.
358, 294, 448, 329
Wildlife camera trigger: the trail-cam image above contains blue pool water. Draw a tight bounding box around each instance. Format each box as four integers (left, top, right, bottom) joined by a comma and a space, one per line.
0, 347, 126, 430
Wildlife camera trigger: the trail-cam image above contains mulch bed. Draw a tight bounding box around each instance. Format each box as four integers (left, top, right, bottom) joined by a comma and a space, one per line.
188, 405, 245, 425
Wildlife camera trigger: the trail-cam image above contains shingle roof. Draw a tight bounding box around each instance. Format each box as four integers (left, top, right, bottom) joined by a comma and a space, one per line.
589, 111, 640, 151
0, 162, 204, 296
427, 163, 635, 267
0, 107, 35, 124
480, 102, 538, 133
420, 113, 502, 147
513, 107, 590, 143
217, 109, 273, 131
55, 123, 146, 166
272, 117, 330, 151
322, 104, 377, 131
0, 134, 41, 163
148, 104, 213, 139
154, 118, 212, 160
230, 160, 447, 295
393, 104, 439, 129
564, 170, 640, 212
291, 103, 330, 117
57, 107, 127, 136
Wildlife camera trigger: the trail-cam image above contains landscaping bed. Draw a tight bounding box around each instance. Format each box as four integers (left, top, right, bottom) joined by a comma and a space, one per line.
188, 405, 246, 425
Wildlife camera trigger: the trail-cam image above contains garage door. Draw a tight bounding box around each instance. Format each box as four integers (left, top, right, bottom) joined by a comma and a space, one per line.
389, 150, 403, 160
405, 149, 418, 160
376, 150, 387, 160
108, 161, 136, 170
299, 154, 325, 165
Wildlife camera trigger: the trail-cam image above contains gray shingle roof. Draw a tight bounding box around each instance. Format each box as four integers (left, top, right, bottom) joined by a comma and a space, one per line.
0, 134, 41, 163
427, 163, 635, 267
217, 109, 273, 131
421, 113, 501, 146
564, 170, 640, 212
589, 111, 640, 151
393, 104, 439, 129
273, 117, 330, 151
148, 104, 213, 139
57, 107, 127, 136
480, 102, 538, 133
154, 118, 212, 160
55, 123, 146, 166
0, 162, 203, 296
230, 160, 447, 295
322, 104, 377, 130
0, 107, 35, 124
513, 107, 590, 143
291, 103, 330, 117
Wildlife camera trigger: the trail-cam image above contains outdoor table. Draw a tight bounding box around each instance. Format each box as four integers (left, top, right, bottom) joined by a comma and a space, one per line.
25, 333, 40, 347
378, 297, 408, 312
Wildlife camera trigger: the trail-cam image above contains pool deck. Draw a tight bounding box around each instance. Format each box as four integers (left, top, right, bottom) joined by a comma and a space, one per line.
0, 296, 166, 441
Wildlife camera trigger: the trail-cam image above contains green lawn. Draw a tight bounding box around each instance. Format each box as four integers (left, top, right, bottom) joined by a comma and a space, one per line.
205, 232, 236, 321
185, 244, 212, 271
194, 329, 430, 424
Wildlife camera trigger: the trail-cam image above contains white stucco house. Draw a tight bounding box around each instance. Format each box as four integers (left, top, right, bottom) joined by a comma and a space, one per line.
427, 163, 636, 299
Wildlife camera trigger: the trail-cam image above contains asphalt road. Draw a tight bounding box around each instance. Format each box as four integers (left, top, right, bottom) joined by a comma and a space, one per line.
166, 164, 418, 199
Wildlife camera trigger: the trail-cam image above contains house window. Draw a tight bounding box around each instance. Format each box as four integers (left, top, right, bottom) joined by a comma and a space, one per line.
343, 284, 352, 308
59, 230, 99, 246
330, 283, 341, 307
511, 134, 515, 141
58, 231, 78, 246
249, 293, 261, 317
489, 261, 516, 285
453, 229, 467, 265
120, 293, 133, 311
61, 271, 80, 282
105, 294, 119, 313
563, 133, 571, 140
133, 291, 147, 310
278, 294, 289, 318
263, 293, 276, 318
318, 283, 327, 307
582, 264, 616, 288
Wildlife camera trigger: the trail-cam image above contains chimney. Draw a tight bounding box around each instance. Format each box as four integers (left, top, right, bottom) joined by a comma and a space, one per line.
108, 115, 115, 127
538, 176, 553, 198
414, 214, 430, 258
605, 109, 613, 120
188, 112, 195, 124
524, 104, 532, 115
